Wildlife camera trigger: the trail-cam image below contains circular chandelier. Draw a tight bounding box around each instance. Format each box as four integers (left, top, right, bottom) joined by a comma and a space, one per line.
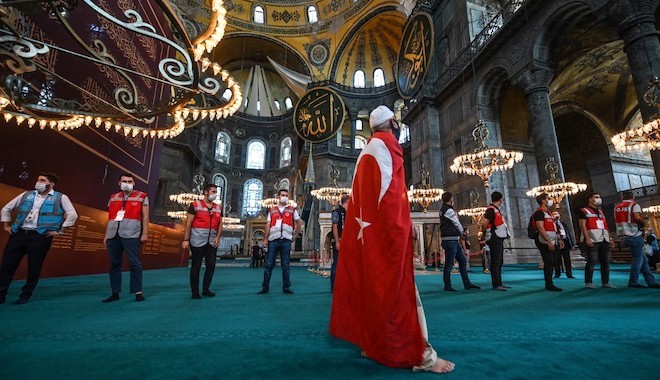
612, 78, 660, 152
407, 163, 443, 212
0, 0, 240, 139
311, 163, 351, 207
643, 205, 660, 213
223, 223, 245, 232
457, 189, 486, 222
169, 172, 206, 206
526, 158, 587, 205
167, 210, 188, 220
261, 197, 298, 209
449, 120, 523, 187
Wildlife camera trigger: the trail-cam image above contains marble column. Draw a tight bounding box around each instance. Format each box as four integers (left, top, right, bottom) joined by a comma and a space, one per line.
609, 0, 660, 181
350, 119, 357, 150
515, 65, 577, 238
516, 66, 565, 184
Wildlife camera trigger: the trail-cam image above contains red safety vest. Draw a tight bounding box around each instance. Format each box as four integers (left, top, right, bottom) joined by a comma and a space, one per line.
108, 191, 146, 220
268, 206, 295, 241
614, 199, 640, 237
486, 205, 509, 239
580, 206, 609, 242
191, 200, 223, 230
534, 207, 557, 244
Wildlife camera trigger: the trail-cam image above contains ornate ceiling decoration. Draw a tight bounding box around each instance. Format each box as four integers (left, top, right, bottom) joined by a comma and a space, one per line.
0, 0, 241, 139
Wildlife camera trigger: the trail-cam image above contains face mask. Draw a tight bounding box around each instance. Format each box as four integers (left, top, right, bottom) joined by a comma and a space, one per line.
35, 182, 48, 192
547, 199, 554, 207
208, 193, 217, 201
120, 182, 133, 192
280, 196, 289, 204
594, 198, 602, 206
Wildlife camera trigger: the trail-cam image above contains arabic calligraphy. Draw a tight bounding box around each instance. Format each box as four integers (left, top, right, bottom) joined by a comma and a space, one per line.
396, 12, 434, 100
294, 88, 345, 143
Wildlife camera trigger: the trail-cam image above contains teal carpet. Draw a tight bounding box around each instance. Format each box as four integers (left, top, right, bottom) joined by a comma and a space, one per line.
0, 264, 658, 379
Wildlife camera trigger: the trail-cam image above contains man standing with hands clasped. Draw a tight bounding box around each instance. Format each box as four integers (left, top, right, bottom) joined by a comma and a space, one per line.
258, 189, 302, 295
0, 173, 77, 304
531, 193, 563, 291
579, 192, 615, 289
103, 173, 149, 302
182, 184, 223, 299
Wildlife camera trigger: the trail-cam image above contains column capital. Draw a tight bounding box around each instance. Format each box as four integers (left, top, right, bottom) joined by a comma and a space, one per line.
514, 64, 555, 96
605, 0, 658, 30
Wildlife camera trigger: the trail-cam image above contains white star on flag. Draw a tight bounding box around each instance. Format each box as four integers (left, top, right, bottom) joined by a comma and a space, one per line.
355, 207, 371, 243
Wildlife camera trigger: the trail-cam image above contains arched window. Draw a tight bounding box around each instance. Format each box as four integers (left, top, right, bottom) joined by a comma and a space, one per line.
355, 136, 368, 150
307, 6, 318, 23
246, 140, 266, 169
242, 178, 263, 217
374, 68, 385, 87
212, 173, 227, 206
254, 5, 265, 24
274, 100, 281, 110
221, 88, 232, 101
280, 137, 292, 168
285, 97, 293, 110
398, 123, 410, 144
353, 70, 365, 88
215, 132, 231, 163
355, 120, 363, 131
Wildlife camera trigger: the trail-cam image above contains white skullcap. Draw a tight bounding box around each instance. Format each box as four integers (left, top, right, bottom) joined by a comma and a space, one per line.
369, 105, 395, 129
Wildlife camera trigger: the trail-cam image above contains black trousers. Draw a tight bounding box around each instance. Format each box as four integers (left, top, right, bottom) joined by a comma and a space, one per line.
330, 243, 339, 291
554, 242, 572, 277
535, 240, 556, 288
486, 238, 504, 288
584, 241, 610, 284
190, 243, 217, 294
0, 230, 53, 299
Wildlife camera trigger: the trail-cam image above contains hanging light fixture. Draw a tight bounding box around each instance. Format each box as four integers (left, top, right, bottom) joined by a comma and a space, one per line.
612, 77, 660, 152
407, 163, 444, 212
642, 205, 660, 213
311, 163, 351, 207
169, 172, 206, 206
0, 1, 239, 139
458, 188, 487, 221
449, 120, 523, 188
526, 157, 587, 206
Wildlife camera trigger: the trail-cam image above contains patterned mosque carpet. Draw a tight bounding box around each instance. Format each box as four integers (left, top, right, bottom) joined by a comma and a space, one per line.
0, 264, 658, 379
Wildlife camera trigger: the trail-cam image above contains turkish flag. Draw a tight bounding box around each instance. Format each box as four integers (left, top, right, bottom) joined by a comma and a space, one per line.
329, 131, 426, 368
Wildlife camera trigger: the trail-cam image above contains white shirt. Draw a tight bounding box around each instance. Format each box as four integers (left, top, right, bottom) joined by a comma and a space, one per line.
1, 189, 78, 230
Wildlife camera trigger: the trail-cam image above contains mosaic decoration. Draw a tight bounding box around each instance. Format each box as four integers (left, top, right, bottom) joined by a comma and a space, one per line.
272, 10, 300, 24
305, 40, 330, 67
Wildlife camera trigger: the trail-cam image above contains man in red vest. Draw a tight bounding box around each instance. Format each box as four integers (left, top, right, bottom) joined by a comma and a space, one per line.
614, 190, 660, 288
479, 191, 510, 291
578, 192, 615, 289
182, 184, 223, 299
330, 105, 454, 373
258, 189, 301, 294
531, 193, 563, 291
102, 173, 149, 302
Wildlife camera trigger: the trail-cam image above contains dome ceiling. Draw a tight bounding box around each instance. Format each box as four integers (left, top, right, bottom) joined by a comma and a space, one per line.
171, 0, 408, 88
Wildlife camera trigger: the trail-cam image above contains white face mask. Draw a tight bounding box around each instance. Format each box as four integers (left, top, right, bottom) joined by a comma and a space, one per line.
280, 196, 289, 204
547, 199, 554, 207
35, 182, 48, 193
594, 198, 602, 206
120, 182, 134, 192
208, 193, 217, 201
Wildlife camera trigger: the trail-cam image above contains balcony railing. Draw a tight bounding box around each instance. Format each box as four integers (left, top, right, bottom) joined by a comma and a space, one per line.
428, 0, 527, 97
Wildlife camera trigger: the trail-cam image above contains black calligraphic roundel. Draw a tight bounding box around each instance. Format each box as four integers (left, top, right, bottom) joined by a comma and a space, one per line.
396, 12, 434, 100
293, 87, 346, 143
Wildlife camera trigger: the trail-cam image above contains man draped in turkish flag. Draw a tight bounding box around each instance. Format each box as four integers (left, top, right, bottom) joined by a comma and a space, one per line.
330, 106, 454, 374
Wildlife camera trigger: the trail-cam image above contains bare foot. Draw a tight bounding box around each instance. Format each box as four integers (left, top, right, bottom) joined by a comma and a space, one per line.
429, 358, 455, 374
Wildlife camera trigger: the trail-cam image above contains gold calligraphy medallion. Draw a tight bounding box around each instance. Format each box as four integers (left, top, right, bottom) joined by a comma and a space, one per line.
396, 12, 434, 100
293, 87, 346, 143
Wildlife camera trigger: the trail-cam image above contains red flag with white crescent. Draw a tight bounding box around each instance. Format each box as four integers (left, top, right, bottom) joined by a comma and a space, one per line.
329, 131, 425, 368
